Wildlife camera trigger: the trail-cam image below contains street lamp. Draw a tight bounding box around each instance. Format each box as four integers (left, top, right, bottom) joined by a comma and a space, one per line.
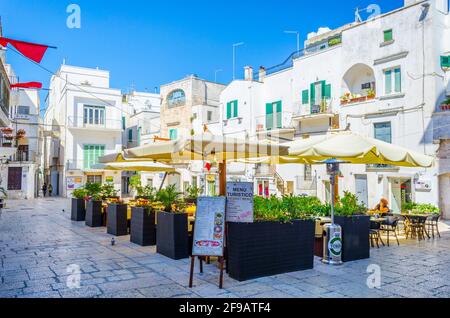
214, 69, 223, 83
232, 42, 244, 80
284, 30, 300, 53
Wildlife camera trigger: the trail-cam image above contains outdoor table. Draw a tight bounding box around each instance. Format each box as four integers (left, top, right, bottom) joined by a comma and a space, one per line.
401, 214, 431, 240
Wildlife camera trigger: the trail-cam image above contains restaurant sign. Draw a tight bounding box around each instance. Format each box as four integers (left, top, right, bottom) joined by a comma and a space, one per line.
67, 177, 83, 190
192, 197, 226, 257
226, 182, 254, 223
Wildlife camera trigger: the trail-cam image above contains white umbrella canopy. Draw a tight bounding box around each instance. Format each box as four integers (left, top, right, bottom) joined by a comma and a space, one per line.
92, 161, 176, 173
124, 133, 290, 162
286, 132, 435, 168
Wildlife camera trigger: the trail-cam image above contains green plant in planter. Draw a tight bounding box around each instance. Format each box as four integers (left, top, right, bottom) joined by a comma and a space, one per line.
72, 187, 88, 199
85, 182, 102, 201
156, 185, 182, 213
130, 174, 143, 194
402, 202, 440, 215
101, 183, 118, 199
335, 191, 367, 217
184, 185, 203, 201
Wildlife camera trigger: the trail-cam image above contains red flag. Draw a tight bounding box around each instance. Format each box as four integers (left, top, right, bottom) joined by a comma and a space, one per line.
11, 82, 43, 89
0, 37, 49, 63
205, 162, 212, 172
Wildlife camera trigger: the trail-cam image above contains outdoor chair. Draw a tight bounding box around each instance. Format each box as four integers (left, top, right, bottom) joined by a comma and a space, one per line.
406, 216, 429, 241
381, 216, 400, 246
369, 221, 384, 248
426, 215, 441, 239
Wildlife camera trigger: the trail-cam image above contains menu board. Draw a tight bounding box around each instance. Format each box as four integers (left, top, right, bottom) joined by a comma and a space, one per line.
67, 177, 83, 190
192, 197, 226, 257
226, 182, 254, 223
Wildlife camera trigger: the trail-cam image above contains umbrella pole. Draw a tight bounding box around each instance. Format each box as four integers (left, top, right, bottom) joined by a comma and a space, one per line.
330, 174, 335, 225
159, 172, 168, 191
219, 162, 227, 196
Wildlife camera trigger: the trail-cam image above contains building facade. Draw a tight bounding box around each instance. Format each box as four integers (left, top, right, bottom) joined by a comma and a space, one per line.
219, 0, 450, 216
43, 65, 124, 197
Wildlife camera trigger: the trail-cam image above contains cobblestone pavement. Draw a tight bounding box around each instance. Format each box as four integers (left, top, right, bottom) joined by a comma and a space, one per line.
1, 198, 449, 298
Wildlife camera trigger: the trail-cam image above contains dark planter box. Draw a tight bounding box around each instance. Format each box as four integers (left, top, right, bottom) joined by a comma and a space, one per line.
107, 204, 129, 236
0, 199, 4, 209
71, 198, 86, 221
227, 220, 315, 282
85, 200, 103, 227
335, 215, 370, 262
130, 207, 156, 246
156, 212, 189, 260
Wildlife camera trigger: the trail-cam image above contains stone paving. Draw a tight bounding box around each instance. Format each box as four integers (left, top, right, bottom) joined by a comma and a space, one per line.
1, 198, 450, 298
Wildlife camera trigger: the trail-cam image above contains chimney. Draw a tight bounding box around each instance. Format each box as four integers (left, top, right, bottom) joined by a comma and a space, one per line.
244, 66, 253, 81
259, 66, 266, 82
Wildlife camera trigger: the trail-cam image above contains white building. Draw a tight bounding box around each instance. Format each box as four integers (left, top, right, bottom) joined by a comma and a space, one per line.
219, 0, 450, 217
43, 65, 125, 197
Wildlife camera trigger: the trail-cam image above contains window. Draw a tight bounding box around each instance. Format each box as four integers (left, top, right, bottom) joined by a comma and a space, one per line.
87, 175, 102, 184
207, 111, 213, 122
304, 164, 312, 181
383, 29, 393, 42
266, 101, 282, 130
310, 81, 331, 107
17, 106, 30, 115
83, 105, 105, 126
192, 176, 198, 187
169, 129, 178, 140
384, 68, 401, 95
226, 100, 238, 119
167, 89, 186, 108
84, 144, 105, 169
147, 178, 153, 188
128, 129, 133, 143
302, 90, 309, 105
374, 122, 392, 144
8, 167, 22, 190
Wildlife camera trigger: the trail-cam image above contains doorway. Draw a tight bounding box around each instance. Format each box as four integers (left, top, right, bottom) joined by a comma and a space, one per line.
390, 178, 412, 214
355, 175, 369, 208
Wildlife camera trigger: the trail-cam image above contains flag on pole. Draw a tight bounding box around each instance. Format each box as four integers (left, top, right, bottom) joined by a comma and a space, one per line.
10, 82, 43, 89
0, 37, 49, 63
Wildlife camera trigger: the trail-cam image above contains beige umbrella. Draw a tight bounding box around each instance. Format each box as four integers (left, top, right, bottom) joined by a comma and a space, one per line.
286, 132, 434, 168
92, 161, 176, 173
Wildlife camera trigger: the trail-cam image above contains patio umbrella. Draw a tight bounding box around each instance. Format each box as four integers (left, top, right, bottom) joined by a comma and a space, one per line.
92, 161, 176, 173
286, 132, 434, 168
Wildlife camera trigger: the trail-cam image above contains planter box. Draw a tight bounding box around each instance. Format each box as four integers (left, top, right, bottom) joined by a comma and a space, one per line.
71, 198, 86, 221
335, 215, 370, 262
107, 204, 129, 236
227, 220, 315, 282
130, 207, 156, 246
440, 104, 450, 111
156, 212, 189, 260
85, 200, 103, 227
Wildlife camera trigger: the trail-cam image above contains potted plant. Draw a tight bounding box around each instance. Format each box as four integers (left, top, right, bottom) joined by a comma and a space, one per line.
85, 182, 104, 228
101, 183, 119, 200
227, 195, 316, 282
440, 97, 450, 111
130, 199, 157, 246
156, 185, 189, 260
0, 187, 7, 209
71, 187, 87, 221
107, 198, 128, 236
366, 88, 376, 100
1, 127, 13, 134
334, 192, 370, 262
184, 185, 202, 204
340, 92, 351, 105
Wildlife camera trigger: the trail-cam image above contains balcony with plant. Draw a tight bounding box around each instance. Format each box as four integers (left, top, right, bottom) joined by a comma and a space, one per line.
341, 63, 377, 106
439, 97, 450, 112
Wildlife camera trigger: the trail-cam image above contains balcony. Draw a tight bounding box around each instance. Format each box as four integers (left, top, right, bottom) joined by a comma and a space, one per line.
292, 99, 336, 122
10, 150, 38, 163
68, 116, 122, 132
341, 63, 377, 106
255, 112, 296, 137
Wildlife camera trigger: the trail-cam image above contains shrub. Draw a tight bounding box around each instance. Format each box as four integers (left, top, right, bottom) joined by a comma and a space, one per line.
402, 202, 440, 215
72, 188, 87, 199
85, 182, 102, 201
156, 185, 182, 213
335, 191, 367, 217
101, 184, 118, 198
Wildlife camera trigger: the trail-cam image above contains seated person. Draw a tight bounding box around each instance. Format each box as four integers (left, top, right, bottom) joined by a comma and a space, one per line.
370, 198, 391, 216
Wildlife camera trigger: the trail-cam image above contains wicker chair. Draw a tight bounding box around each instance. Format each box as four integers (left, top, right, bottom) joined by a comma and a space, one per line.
381, 216, 400, 246
426, 215, 441, 239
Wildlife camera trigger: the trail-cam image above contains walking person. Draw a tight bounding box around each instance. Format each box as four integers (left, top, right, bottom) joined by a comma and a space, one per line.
42, 183, 47, 197
48, 184, 53, 197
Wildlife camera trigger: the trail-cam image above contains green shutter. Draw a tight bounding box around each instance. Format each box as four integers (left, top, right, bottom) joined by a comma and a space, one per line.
233, 100, 238, 118
324, 84, 331, 99
441, 56, 450, 68
226, 102, 232, 119
394, 68, 401, 93
310, 83, 316, 106
128, 129, 133, 142
266, 103, 273, 130
84, 145, 89, 169
302, 90, 309, 104
275, 101, 282, 129
122, 117, 126, 130
169, 129, 178, 140
137, 127, 141, 146
385, 70, 392, 95
384, 29, 393, 42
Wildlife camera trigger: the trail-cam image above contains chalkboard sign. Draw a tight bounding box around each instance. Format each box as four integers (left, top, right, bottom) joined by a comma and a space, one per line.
192, 197, 226, 257
226, 182, 254, 223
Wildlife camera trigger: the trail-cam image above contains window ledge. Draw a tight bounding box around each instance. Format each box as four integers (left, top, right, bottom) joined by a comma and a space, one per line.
380, 40, 395, 47
379, 93, 405, 101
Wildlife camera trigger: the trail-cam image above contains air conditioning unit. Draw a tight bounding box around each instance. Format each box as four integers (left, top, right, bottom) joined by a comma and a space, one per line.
415, 179, 432, 192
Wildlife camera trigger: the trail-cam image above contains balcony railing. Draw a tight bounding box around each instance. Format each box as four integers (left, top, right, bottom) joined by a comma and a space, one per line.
255, 112, 295, 132
10, 150, 38, 163
67, 117, 122, 131
340, 93, 376, 106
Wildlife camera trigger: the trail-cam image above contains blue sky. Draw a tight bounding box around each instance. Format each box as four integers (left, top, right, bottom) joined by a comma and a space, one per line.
0, 0, 403, 110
